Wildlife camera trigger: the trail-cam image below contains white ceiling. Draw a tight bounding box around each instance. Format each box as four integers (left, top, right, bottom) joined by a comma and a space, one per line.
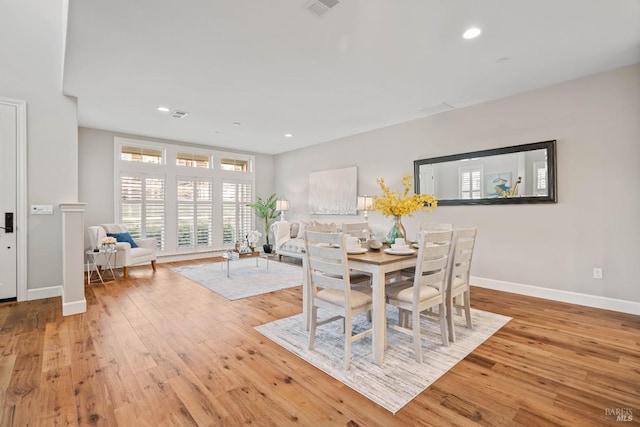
63, 0, 640, 155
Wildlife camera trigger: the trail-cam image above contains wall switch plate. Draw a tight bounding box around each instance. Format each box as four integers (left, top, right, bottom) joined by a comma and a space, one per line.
31, 205, 53, 215
593, 268, 603, 279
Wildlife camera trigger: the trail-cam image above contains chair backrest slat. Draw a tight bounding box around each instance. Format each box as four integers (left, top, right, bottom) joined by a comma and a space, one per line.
341, 222, 370, 240
413, 230, 454, 295
451, 227, 477, 285
419, 223, 454, 232
304, 230, 351, 293
418, 269, 446, 289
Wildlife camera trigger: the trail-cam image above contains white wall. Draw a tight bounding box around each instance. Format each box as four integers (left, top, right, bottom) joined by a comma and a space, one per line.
275, 64, 640, 309
1, 0, 79, 293
78, 127, 276, 251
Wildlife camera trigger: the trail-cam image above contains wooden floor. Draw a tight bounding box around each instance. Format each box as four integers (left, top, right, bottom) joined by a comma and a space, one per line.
0, 258, 638, 426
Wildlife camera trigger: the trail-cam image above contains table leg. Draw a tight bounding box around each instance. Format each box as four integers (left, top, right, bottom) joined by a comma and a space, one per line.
302, 255, 311, 331
105, 252, 116, 281
371, 270, 386, 366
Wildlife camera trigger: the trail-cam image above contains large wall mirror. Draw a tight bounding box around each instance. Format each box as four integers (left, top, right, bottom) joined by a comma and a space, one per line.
414, 140, 557, 205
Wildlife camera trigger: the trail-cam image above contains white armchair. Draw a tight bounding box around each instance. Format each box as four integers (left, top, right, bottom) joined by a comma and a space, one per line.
88, 224, 157, 278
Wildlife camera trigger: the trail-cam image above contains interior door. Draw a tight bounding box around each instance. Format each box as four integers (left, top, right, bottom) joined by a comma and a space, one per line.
419, 166, 434, 195
0, 103, 17, 300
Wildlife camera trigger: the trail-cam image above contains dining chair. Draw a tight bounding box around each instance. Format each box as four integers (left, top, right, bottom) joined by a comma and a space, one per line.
396, 223, 454, 282
385, 229, 453, 363
341, 222, 370, 241
447, 227, 477, 342
419, 222, 454, 233
304, 230, 373, 369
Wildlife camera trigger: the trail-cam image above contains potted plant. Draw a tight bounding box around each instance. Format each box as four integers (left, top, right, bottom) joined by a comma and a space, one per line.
247, 193, 278, 253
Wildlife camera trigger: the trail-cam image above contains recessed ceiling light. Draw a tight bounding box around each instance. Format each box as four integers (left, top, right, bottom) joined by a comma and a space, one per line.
284, 133, 293, 138
232, 122, 241, 127
463, 27, 481, 39
157, 106, 170, 112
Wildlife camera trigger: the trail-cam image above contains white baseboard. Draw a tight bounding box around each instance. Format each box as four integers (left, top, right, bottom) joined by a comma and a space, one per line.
27, 285, 87, 315
472, 276, 640, 315
158, 250, 226, 263
62, 298, 87, 316
27, 285, 62, 301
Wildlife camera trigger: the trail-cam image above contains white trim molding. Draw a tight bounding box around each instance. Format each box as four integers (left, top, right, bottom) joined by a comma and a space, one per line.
62, 299, 87, 317
60, 203, 88, 316
27, 285, 62, 301
0, 97, 27, 302
472, 276, 640, 315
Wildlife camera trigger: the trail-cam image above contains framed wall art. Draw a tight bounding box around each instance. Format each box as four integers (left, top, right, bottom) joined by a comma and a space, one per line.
309, 166, 357, 215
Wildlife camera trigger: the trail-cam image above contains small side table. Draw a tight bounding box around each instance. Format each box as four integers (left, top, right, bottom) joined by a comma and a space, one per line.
86, 249, 117, 284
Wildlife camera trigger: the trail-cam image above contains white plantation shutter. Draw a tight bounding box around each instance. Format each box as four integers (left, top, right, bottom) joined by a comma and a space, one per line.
537, 168, 546, 189
177, 179, 195, 248
196, 181, 213, 247
459, 167, 482, 199
222, 182, 252, 244
177, 178, 213, 249
533, 161, 548, 196
120, 174, 165, 249
120, 176, 142, 236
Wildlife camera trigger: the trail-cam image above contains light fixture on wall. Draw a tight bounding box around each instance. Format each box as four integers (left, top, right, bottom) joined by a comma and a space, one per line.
276, 199, 290, 221
356, 195, 373, 222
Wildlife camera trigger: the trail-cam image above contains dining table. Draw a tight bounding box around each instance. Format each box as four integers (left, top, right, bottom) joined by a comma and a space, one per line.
302, 247, 419, 367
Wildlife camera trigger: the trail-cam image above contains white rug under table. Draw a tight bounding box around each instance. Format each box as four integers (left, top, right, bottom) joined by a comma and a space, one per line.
171, 257, 302, 300
256, 307, 511, 414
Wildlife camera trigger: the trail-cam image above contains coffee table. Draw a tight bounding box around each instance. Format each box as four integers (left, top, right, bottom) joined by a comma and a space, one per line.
221, 250, 263, 278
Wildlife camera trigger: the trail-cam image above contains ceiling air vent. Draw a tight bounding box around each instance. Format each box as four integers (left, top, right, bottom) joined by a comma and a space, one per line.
171, 110, 188, 119
304, 0, 340, 17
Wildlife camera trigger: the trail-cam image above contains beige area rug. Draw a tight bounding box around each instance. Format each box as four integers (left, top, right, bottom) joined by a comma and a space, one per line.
171, 258, 302, 300
256, 307, 511, 414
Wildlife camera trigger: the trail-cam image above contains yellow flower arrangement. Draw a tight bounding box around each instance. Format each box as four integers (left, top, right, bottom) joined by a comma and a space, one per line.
371, 175, 437, 217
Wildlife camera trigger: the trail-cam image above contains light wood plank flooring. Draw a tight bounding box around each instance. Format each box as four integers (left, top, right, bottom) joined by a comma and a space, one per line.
1, 258, 638, 426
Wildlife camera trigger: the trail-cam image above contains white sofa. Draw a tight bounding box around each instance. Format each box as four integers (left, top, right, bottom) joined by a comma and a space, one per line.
270, 220, 370, 260
88, 224, 157, 278
271, 220, 335, 260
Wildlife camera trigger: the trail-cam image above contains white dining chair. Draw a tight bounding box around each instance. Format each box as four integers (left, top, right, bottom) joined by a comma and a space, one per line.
385, 229, 453, 363
341, 222, 370, 241
304, 230, 373, 369
395, 222, 454, 290
447, 227, 477, 342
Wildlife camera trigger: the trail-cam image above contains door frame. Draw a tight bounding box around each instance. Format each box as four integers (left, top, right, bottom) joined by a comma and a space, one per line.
0, 97, 27, 301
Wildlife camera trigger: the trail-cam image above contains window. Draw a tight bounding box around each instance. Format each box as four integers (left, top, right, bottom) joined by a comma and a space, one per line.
120, 174, 165, 250
222, 182, 252, 244
121, 145, 163, 164
115, 137, 254, 256
221, 158, 250, 171
177, 178, 213, 249
459, 166, 482, 199
533, 161, 547, 195
177, 152, 210, 168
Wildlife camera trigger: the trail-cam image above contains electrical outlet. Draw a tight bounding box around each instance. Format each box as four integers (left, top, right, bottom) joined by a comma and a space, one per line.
593, 268, 603, 279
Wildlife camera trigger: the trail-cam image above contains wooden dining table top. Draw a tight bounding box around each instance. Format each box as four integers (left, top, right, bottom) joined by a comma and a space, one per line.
347, 248, 418, 265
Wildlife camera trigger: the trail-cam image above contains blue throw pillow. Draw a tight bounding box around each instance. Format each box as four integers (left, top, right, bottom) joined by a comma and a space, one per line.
107, 232, 138, 248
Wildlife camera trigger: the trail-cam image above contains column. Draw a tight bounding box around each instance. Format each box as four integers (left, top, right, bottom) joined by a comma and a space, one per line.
60, 203, 87, 316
